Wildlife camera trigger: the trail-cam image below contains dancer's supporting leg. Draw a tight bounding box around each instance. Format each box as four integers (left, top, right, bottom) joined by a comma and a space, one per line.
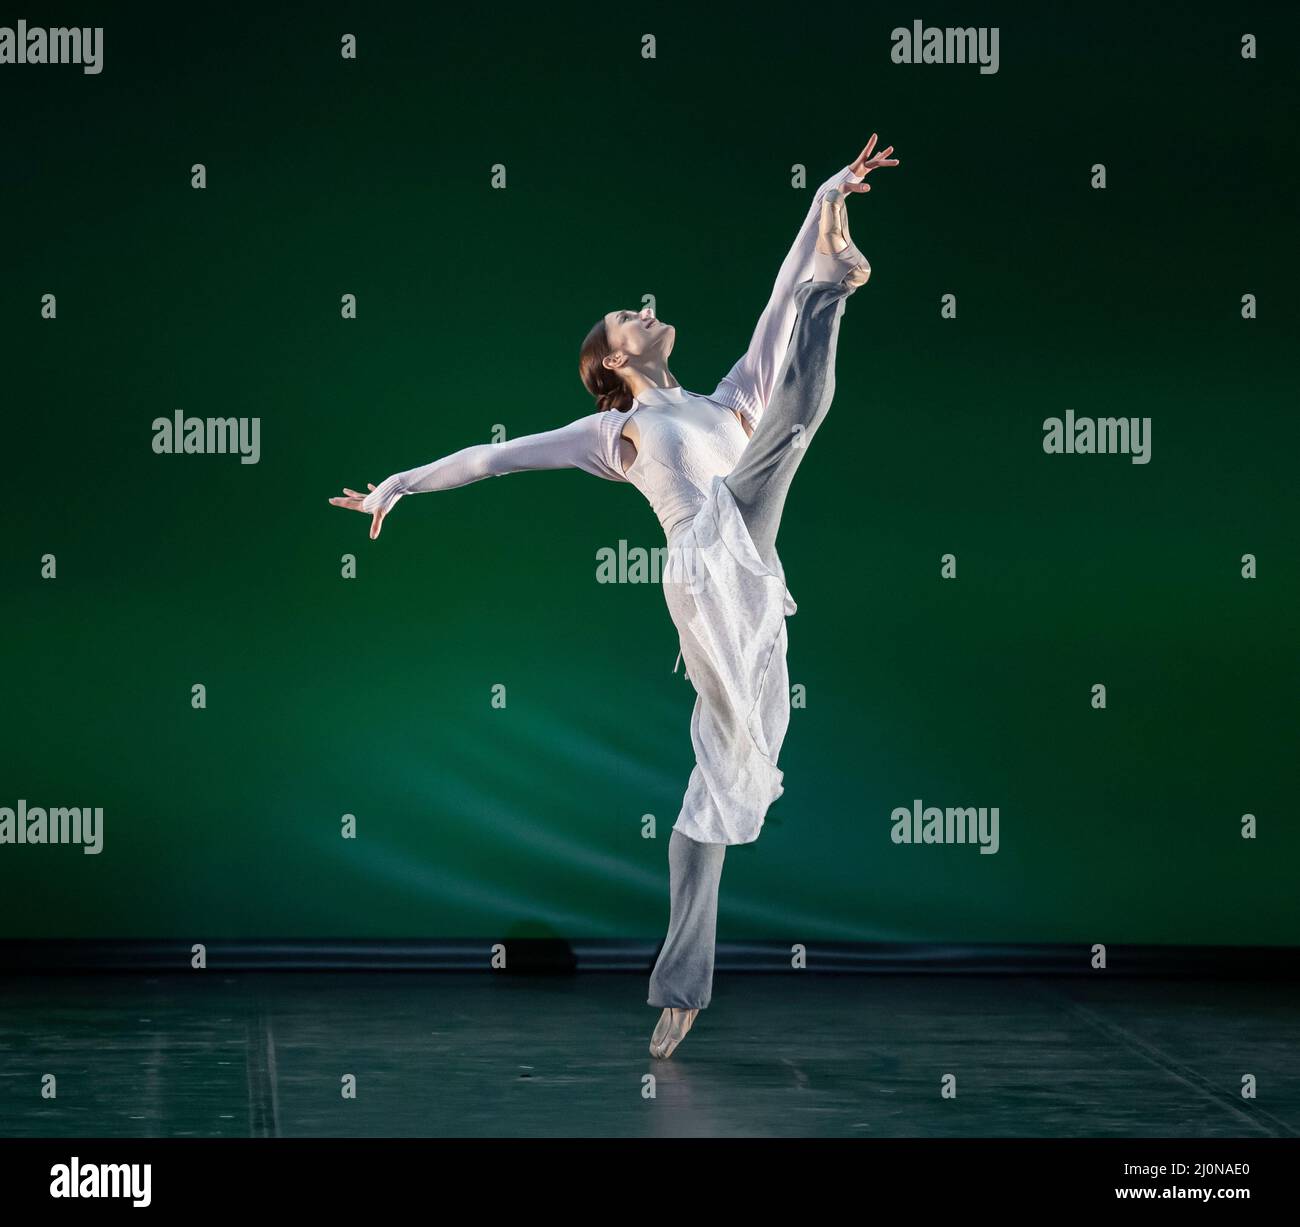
648, 829, 726, 1058
723, 277, 851, 572
649, 830, 725, 1009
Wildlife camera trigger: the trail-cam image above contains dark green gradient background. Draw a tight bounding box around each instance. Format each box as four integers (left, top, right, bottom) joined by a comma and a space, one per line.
2, 2, 1296, 941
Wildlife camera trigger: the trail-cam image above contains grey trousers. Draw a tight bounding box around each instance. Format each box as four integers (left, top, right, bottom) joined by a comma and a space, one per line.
726, 278, 851, 570
647, 279, 851, 1010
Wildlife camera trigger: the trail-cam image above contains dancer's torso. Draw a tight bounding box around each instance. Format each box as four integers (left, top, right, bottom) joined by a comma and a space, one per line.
620, 386, 749, 540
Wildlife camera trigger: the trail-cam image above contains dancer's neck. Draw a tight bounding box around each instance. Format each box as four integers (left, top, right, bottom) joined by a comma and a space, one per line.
622, 363, 681, 400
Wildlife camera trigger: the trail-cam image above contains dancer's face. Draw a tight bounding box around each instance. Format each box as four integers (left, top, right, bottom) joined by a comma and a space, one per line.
603, 306, 675, 372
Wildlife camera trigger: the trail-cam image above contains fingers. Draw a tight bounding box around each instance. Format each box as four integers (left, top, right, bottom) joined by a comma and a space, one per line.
330, 483, 387, 531
854, 137, 900, 180
334, 484, 383, 513
861, 153, 900, 177
331, 486, 378, 513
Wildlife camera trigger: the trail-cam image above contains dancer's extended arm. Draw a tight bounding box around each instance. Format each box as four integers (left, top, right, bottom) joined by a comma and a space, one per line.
331, 412, 627, 538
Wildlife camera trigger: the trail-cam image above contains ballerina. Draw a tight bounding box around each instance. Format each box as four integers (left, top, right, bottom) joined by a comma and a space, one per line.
331, 135, 899, 1059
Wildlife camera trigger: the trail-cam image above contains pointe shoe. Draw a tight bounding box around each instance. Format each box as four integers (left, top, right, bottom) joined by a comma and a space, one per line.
649, 1007, 699, 1059
650, 1008, 672, 1054
813, 189, 871, 291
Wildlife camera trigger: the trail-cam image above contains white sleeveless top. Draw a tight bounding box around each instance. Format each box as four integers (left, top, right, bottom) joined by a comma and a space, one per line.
598, 385, 750, 541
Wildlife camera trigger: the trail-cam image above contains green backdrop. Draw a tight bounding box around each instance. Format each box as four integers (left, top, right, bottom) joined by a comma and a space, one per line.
3, 1, 1296, 942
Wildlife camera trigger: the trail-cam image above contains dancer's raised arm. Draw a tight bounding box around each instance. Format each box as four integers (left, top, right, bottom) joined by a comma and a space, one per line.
330, 411, 627, 539
710, 137, 897, 433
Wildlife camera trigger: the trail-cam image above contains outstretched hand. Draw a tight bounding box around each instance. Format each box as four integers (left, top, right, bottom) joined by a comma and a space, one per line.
329, 484, 392, 539
845, 134, 899, 193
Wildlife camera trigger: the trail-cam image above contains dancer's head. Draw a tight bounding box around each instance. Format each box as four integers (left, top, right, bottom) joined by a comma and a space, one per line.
579, 307, 675, 411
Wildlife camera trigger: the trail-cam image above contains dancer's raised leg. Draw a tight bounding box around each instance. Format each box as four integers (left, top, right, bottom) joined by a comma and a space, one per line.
725, 191, 867, 571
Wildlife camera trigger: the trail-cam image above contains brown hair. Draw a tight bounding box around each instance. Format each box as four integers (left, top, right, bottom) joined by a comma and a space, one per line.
579, 316, 634, 412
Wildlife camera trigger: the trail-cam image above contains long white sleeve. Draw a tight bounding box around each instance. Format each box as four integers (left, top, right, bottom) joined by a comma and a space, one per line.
361, 411, 628, 515
709, 163, 863, 431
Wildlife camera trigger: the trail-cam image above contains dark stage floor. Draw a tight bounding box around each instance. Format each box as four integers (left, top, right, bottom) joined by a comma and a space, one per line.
2, 973, 1297, 1138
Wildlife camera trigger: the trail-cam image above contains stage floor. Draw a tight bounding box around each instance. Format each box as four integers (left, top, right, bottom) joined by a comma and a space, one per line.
2, 973, 1297, 1138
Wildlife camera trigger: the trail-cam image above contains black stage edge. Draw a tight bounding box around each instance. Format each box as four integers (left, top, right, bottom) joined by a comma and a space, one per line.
0, 939, 1297, 976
